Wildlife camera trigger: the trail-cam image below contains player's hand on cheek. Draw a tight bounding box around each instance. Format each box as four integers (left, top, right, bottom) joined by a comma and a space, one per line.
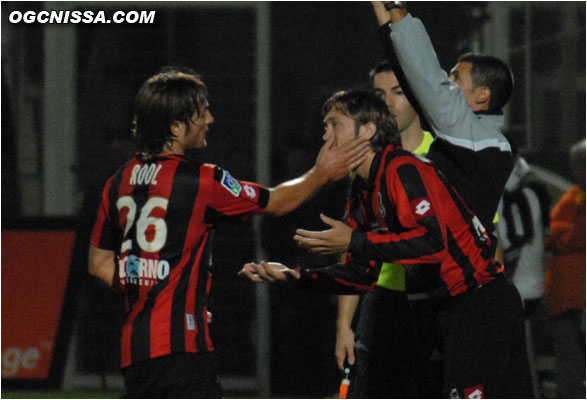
316, 137, 370, 181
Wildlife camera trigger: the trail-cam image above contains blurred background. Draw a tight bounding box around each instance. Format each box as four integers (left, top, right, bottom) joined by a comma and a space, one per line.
1, 1, 585, 398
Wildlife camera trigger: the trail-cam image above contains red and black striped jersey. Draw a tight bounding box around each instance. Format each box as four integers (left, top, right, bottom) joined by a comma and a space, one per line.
296, 145, 503, 297
90, 153, 269, 368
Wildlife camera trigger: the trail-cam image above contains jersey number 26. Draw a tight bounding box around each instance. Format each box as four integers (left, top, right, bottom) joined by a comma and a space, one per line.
116, 196, 169, 254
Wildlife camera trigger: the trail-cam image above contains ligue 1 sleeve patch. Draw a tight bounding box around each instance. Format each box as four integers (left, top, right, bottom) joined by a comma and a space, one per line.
221, 170, 242, 197
410, 197, 435, 218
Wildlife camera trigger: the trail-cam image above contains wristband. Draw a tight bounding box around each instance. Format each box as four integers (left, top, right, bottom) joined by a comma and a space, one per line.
385, 1, 406, 11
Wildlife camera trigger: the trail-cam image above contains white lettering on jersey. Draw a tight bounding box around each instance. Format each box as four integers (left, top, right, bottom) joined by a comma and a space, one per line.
129, 164, 162, 185
118, 255, 170, 286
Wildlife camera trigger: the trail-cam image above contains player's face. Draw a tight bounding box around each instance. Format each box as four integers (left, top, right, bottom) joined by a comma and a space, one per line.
449, 62, 478, 109
323, 109, 358, 147
185, 98, 214, 150
373, 71, 418, 133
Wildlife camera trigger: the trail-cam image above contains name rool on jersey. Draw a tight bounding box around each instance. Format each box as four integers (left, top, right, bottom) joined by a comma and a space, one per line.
130, 163, 163, 185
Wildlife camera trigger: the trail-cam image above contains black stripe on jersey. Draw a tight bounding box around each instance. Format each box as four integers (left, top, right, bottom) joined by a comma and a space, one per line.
396, 163, 428, 201
126, 170, 151, 311
194, 236, 213, 351
394, 163, 444, 256
437, 170, 495, 259
377, 161, 400, 231
163, 162, 202, 353
159, 162, 201, 262
296, 262, 379, 294
446, 229, 479, 291
170, 236, 203, 353
128, 166, 155, 363
106, 173, 124, 250
131, 279, 171, 363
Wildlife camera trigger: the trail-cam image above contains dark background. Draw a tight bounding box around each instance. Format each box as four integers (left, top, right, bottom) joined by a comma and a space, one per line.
1, 2, 585, 397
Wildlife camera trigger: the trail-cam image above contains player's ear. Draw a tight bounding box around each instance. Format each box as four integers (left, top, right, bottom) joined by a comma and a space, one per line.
360, 122, 377, 141
169, 121, 184, 137
475, 86, 491, 107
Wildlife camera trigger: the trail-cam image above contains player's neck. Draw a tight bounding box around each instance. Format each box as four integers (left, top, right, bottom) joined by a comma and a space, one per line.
355, 150, 376, 179
160, 141, 185, 156
400, 120, 424, 152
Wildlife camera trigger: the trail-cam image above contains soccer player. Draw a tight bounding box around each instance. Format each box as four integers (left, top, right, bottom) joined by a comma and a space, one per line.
371, 1, 515, 235
240, 89, 533, 398
88, 68, 369, 398
335, 61, 440, 398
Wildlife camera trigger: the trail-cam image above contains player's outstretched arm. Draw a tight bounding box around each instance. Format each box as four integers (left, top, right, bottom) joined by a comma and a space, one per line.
265, 137, 369, 216
238, 261, 301, 283
294, 213, 353, 254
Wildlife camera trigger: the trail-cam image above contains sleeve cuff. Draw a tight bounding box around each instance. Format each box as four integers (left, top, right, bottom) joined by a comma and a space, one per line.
377, 20, 393, 35
258, 187, 270, 209
349, 230, 368, 257
292, 267, 312, 289
376, 13, 414, 33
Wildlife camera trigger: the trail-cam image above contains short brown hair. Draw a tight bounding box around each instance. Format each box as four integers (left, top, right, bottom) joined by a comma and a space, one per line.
322, 89, 399, 152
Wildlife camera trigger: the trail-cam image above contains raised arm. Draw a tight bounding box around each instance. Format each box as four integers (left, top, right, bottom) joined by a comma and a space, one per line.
371, 3, 508, 149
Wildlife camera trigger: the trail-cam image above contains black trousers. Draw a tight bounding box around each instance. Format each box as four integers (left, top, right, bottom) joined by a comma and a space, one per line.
122, 352, 223, 398
438, 274, 534, 398
349, 286, 442, 398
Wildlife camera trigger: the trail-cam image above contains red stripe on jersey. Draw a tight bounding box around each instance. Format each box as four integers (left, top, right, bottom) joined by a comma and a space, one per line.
90, 176, 114, 248
326, 275, 376, 292
147, 159, 179, 360
149, 247, 191, 359
118, 159, 140, 261
118, 158, 149, 367
204, 271, 214, 350
183, 233, 210, 353
118, 160, 144, 368
121, 290, 149, 367
187, 165, 216, 352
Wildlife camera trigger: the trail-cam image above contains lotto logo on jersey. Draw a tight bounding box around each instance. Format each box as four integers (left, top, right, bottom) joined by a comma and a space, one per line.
119, 255, 170, 287
243, 184, 257, 199
221, 171, 242, 197
411, 197, 434, 217
464, 385, 485, 399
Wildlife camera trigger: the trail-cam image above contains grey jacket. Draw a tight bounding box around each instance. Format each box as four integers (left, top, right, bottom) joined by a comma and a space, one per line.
379, 14, 513, 231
